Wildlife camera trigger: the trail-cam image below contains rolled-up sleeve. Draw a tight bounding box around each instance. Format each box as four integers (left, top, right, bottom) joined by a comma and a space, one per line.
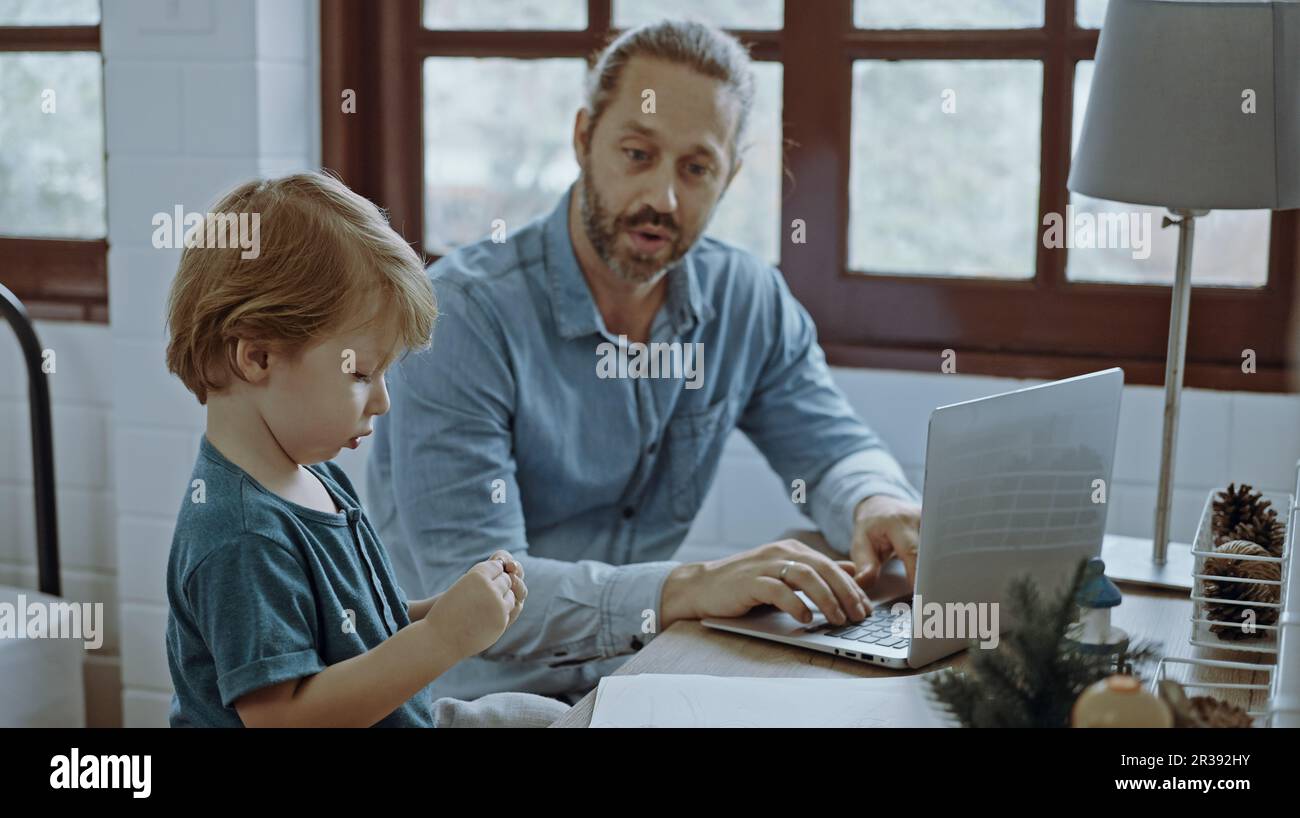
184, 533, 326, 708
737, 267, 921, 555
807, 449, 921, 556
386, 279, 676, 666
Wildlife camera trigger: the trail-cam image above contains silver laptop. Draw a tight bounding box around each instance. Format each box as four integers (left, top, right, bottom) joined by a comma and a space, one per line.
702, 368, 1124, 669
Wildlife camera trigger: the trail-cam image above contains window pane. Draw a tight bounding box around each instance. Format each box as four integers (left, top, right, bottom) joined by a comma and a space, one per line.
0, 0, 99, 25
422, 0, 584, 30
1067, 61, 1269, 286
423, 58, 585, 253
423, 58, 783, 265
1076, 0, 1108, 29
614, 0, 783, 30
849, 60, 1042, 278
855, 0, 1043, 29
0, 52, 105, 239
703, 62, 782, 265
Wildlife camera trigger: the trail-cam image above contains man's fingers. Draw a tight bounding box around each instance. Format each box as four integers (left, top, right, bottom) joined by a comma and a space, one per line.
854, 544, 882, 589
754, 578, 813, 624
803, 555, 869, 621
894, 526, 920, 589
776, 562, 848, 625
511, 573, 527, 603
849, 522, 878, 589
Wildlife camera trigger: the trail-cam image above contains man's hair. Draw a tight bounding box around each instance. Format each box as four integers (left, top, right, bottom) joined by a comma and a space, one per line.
165, 171, 438, 405
584, 19, 756, 166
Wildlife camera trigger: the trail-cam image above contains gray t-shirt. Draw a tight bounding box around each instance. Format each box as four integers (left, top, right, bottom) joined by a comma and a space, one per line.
165, 435, 435, 727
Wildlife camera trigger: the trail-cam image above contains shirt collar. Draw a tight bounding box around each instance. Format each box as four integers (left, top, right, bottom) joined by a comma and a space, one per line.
542, 184, 714, 340
198, 434, 359, 524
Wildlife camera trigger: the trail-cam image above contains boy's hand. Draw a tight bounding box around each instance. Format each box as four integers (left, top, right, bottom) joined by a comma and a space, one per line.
423, 550, 526, 659
500, 552, 527, 628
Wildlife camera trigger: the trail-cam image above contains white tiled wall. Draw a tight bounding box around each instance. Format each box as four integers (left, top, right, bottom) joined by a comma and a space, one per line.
102, 0, 317, 728
2, 0, 316, 727
674, 370, 1300, 564
2, 0, 1298, 728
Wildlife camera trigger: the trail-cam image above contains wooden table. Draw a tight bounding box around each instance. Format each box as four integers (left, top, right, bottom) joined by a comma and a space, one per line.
553, 534, 1275, 727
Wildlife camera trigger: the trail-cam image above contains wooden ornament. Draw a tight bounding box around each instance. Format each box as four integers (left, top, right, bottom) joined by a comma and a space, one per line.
1072, 675, 1172, 728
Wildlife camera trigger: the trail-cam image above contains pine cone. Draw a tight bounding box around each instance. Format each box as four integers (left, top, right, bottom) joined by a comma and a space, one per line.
1228, 508, 1285, 558
1188, 696, 1254, 728
1212, 483, 1286, 557
1211, 483, 1263, 542
1158, 681, 1255, 727
1202, 540, 1280, 639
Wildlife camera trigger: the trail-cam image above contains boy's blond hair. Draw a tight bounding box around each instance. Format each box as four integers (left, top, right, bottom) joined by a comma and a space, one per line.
165, 172, 437, 405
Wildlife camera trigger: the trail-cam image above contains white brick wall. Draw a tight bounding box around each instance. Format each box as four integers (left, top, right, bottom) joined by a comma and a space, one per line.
1, 0, 1297, 727
672, 370, 1300, 564
102, 0, 317, 726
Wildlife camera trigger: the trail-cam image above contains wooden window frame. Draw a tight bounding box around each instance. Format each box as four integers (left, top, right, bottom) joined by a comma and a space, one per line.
322, 0, 1297, 392
0, 22, 108, 323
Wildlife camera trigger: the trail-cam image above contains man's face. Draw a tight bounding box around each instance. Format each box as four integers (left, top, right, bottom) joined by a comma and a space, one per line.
577, 56, 743, 284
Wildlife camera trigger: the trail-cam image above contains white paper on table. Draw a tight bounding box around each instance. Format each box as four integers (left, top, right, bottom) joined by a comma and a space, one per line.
589, 672, 955, 728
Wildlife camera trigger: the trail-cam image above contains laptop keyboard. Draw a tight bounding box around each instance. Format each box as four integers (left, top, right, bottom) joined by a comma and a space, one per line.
822, 607, 911, 649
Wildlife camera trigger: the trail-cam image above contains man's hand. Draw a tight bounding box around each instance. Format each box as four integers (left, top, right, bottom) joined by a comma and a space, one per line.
850, 494, 922, 591
660, 539, 871, 629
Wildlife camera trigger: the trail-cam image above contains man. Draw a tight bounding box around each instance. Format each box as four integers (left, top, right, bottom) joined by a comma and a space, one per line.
367, 19, 923, 701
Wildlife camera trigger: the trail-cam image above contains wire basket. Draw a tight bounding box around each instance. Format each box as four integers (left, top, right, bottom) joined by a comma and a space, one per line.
1188, 486, 1293, 655
1151, 656, 1272, 725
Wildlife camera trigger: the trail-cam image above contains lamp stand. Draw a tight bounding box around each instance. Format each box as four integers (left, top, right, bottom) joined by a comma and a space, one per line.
1102, 208, 1205, 591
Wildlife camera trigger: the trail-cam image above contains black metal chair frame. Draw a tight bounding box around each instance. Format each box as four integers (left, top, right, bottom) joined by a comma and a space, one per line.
0, 283, 61, 597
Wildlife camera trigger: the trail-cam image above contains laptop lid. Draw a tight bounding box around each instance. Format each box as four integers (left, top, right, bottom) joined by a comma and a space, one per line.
907, 368, 1124, 667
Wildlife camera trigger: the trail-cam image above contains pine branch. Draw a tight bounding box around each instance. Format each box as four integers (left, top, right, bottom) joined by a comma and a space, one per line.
925, 557, 1164, 727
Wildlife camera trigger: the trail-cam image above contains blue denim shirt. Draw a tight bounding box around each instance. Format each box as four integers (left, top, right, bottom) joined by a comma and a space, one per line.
365, 185, 919, 700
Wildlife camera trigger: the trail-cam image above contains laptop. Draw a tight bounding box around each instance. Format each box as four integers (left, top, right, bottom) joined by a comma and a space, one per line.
702, 368, 1124, 669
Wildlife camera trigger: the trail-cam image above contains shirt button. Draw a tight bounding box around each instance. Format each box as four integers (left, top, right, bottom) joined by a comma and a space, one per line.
622, 506, 635, 519
646, 442, 657, 455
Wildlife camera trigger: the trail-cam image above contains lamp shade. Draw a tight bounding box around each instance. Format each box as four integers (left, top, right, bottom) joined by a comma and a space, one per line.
1068, 0, 1300, 210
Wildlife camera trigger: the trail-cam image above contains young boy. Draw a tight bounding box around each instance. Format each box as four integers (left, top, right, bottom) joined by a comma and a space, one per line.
163, 172, 567, 727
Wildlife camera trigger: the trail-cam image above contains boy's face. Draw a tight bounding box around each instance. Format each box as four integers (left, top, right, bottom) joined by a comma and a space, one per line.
574, 56, 742, 284
242, 309, 401, 466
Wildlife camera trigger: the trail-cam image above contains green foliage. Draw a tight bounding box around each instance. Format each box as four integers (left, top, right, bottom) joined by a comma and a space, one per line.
925, 558, 1160, 728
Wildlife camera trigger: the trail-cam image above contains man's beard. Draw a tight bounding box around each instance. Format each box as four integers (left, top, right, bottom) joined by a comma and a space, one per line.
579, 168, 697, 285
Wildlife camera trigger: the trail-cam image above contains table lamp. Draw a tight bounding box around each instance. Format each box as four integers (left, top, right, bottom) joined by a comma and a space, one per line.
1069, 0, 1300, 588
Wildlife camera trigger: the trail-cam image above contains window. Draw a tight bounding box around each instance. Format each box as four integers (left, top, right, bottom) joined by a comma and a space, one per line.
849, 59, 1042, 278
854, 0, 1043, 30
422, 56, 587, 255
322, 0, 1296, 391
613, 0, 783, 30
0, 0, 106, 321
410, 2, 784, 264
